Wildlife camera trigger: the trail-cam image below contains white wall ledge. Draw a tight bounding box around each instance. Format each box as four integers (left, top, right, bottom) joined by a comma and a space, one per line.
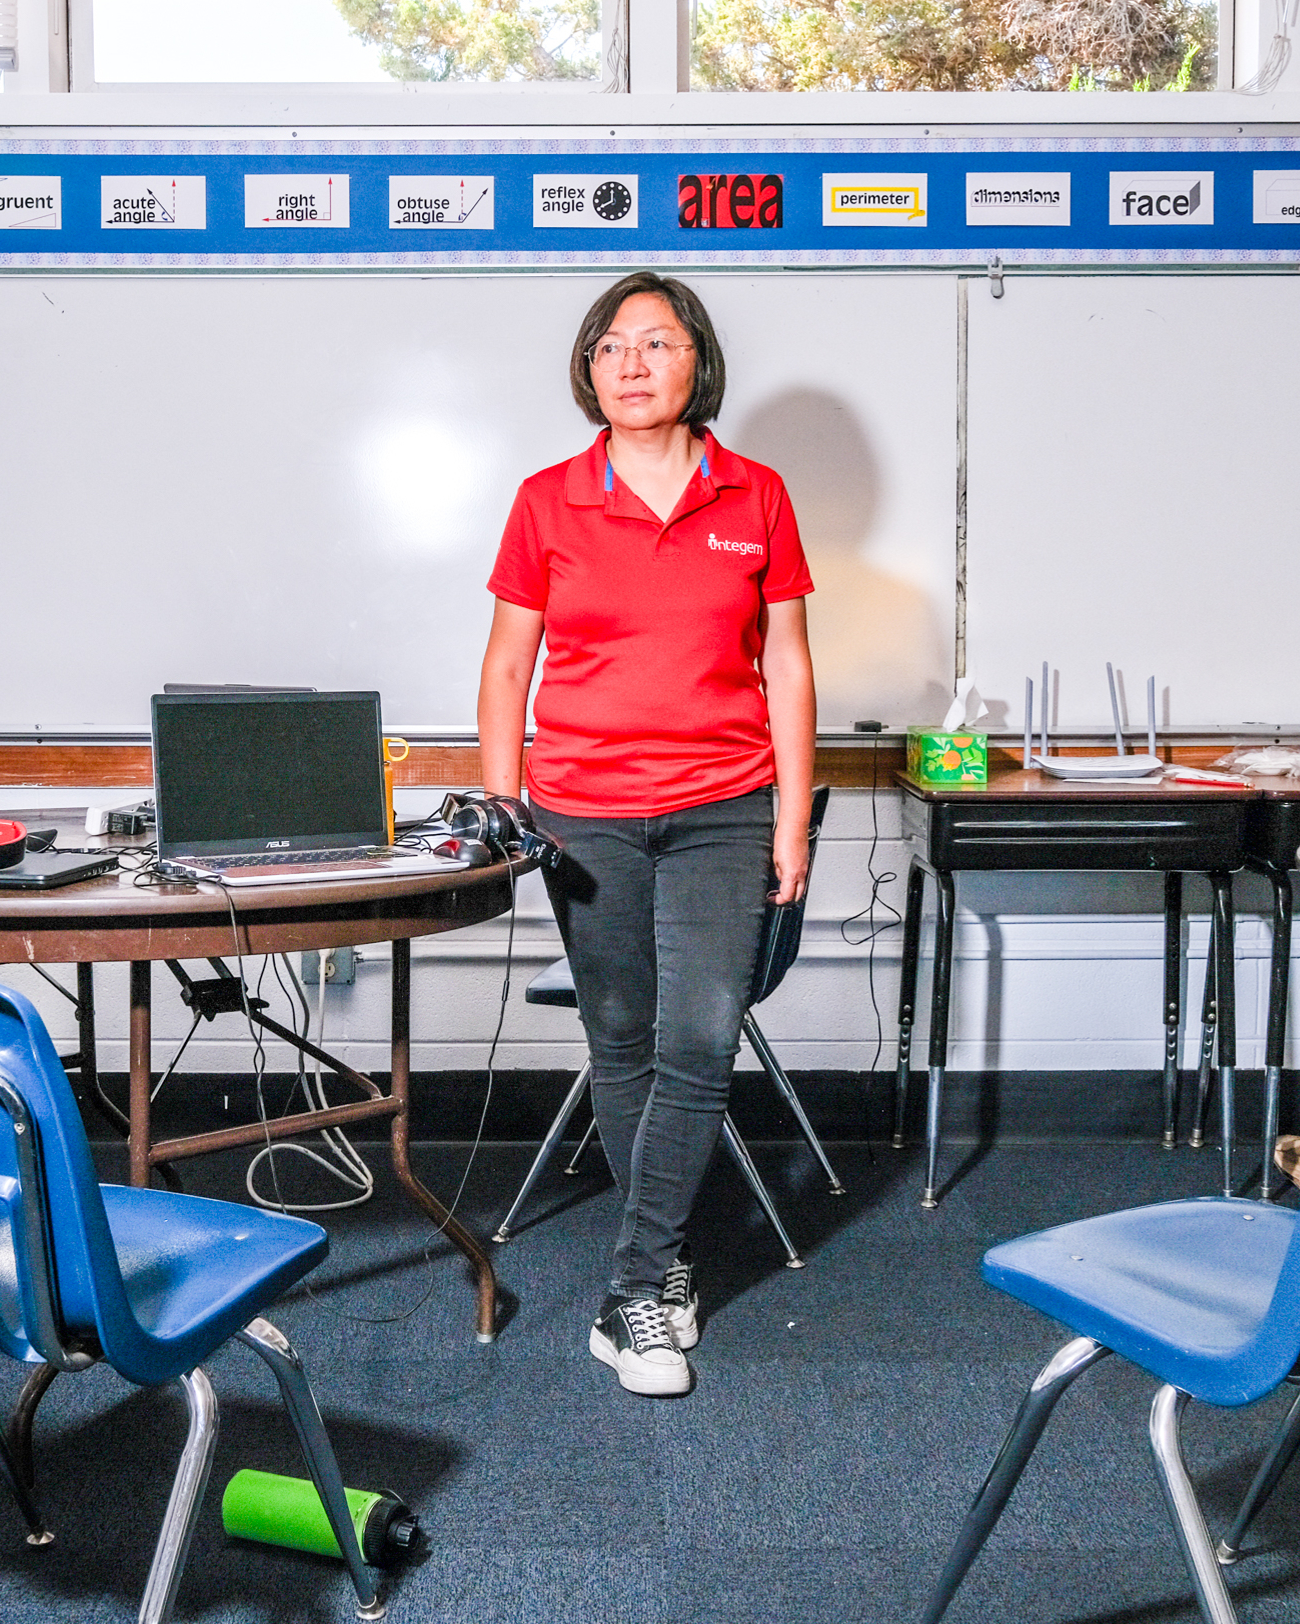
3, 88, 1300, 134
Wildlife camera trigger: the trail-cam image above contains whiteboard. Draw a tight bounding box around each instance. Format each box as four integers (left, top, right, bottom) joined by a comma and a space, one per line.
965, 275, 1300, 732
1, 272, 957, 732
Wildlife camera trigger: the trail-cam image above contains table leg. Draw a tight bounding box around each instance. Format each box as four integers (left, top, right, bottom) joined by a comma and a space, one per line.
388, 937, 499, 1342
1161, 873, 1183, 1149
893, 858, 927, 1149
1260, 865, 1293, 1200
129, 960, 152, 1189
1210, 872, 1237, 1198
74, 962, 97, 1096
1190, 937, 1217, 1152
922, 870, 956, 1211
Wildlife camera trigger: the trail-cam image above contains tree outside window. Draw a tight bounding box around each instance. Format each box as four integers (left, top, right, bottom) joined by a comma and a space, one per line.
334, 0, 602, 81
689, 0, 1217, 92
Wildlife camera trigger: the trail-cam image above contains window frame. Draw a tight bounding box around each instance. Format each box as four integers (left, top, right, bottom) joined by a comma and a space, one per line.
10, 0, 1285, 103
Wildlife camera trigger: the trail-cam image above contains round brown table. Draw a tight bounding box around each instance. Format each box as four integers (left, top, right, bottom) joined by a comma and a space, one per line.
0, 828, 524, 1343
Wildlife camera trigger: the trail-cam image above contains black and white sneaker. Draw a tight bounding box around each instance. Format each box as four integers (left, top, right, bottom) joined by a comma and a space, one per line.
661, 1255, 699, 1350
589, 1297, 691, 1395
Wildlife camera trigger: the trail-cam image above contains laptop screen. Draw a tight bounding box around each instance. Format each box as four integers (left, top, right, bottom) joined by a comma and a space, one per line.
152, 691, 387, 859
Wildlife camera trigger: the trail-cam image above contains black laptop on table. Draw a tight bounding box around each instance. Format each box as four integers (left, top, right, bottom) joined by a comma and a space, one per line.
152, 690, 469, 887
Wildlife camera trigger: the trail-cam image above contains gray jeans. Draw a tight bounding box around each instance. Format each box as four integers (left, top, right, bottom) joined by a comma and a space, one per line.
532, 787, 774, 1300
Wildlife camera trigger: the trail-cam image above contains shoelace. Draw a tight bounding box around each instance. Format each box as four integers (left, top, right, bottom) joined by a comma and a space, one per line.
623, 1298, 674, 1352
662, 1258, 693, 1309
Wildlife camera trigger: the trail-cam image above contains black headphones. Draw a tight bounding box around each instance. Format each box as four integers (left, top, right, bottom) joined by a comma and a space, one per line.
438, 794, 563, 870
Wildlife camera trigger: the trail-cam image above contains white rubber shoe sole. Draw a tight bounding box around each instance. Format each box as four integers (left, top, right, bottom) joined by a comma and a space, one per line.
589, 1322, 691, 1396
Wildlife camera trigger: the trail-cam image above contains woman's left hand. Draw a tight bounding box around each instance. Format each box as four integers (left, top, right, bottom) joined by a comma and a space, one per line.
771, 820, 810, 905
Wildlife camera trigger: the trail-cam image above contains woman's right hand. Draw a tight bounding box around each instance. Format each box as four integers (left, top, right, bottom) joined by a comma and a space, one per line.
771, 818, 810, 905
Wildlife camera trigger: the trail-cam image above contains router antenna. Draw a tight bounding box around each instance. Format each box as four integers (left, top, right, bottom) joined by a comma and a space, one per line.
1023, 677, 1033, 769
1106, 662, 1125, 756
1040, 661, 1049, 759
1147, 676, 1157, 759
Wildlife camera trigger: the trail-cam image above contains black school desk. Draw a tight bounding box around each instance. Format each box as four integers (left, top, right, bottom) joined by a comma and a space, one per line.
1243, 777, 1300, 1199
893, 767, 1258, 1208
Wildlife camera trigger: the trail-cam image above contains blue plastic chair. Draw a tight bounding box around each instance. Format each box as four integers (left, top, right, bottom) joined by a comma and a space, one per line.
924, 1195, 1300, 1624
0, 984, 384, 1624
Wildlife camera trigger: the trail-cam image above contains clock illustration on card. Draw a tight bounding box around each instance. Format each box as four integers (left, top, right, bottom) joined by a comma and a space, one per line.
592, 181, 633, 221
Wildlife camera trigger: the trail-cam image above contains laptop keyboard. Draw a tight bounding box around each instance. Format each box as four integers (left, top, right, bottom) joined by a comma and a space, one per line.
200, 847, 378, 870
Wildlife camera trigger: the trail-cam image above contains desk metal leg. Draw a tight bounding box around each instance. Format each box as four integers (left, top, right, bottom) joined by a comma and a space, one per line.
1162, 874, 1183, 1149
1210, 872, 1237, 1198
1260, 865, 1293, 1201
1191, 941, 1217, 1152
893, 858, 927, 1149
923, 870, 956, 1211
388, 937, 499, 1343
129, 960, 152, 1189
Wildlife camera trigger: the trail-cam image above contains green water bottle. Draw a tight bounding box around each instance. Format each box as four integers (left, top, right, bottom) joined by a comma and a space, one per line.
222, 1469, 419, 1567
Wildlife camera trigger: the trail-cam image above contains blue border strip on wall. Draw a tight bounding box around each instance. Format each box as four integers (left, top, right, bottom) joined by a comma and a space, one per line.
2, 134, 1300, 267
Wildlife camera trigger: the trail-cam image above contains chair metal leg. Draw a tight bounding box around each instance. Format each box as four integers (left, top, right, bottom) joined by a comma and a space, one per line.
1259, 866, 1292, 1201
564, 1116, 598, 1174
1217, 1380, 1300, 1564
719, 1113, 803, 1268
138, 1368, 218, 1624
0, 1429, 50, 1544
741, 1012, 845, 1194
1162, 872, 1184, 1149
893, 858, 927, 1149
1191, 937, 1217, 1151
1149, 1384, 1239, 1624
492, 1061, 593, 1243
923, 870, 956, 1210
238, 1318, 383, 1620
921, 1336, 1109, 1624
6, 1358, 61, 1495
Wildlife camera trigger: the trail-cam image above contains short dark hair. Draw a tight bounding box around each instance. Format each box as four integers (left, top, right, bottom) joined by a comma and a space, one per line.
569, 272, 726, 429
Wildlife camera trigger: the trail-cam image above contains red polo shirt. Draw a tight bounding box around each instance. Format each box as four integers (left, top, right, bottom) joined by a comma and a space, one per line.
487, 429, 814, 817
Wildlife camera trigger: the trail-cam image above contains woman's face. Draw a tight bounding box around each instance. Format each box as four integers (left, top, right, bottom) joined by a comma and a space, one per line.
589, 292, 696, 434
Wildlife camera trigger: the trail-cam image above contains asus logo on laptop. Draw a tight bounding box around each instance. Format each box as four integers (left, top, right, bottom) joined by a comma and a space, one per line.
267, 840, 291, 849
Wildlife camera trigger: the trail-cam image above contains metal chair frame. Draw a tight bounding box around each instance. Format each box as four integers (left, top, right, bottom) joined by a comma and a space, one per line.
0, 992, 384, 1624
924, 1197, 1300, 1624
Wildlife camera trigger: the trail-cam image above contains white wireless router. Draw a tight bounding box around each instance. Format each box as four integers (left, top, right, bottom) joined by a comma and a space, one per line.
1026, 665, 1162, 780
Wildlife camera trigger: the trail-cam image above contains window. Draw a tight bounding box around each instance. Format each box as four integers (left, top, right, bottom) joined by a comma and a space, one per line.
689, 0, 1220, 92
83, 0, 601, 86
0, 0, 16, 73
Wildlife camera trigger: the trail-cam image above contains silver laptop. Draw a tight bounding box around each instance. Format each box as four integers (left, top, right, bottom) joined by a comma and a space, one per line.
152, 690, 469, 887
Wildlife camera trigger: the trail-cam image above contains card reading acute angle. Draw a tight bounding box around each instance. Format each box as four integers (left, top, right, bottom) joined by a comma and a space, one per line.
388, 177, 494, 230
101, 176, 207, 230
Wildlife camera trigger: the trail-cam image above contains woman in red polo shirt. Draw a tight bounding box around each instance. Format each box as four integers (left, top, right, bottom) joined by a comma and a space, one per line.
478, 271, 815, 1397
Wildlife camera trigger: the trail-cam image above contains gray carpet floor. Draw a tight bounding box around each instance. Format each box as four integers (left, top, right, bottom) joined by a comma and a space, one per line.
1, 1135, 1299, 1623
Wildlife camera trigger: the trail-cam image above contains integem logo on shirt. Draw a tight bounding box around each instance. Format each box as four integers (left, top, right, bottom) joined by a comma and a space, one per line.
707, 532, 763, 557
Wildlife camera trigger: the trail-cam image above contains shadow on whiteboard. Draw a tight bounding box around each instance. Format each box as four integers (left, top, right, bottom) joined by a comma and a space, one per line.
732, 387, 949, 727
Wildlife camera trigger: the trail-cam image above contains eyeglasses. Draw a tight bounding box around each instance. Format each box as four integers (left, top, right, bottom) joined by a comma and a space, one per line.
585, 337, 694, 373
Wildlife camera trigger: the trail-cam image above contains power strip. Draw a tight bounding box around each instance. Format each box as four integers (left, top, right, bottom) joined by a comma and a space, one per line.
85, 798, 153, 836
